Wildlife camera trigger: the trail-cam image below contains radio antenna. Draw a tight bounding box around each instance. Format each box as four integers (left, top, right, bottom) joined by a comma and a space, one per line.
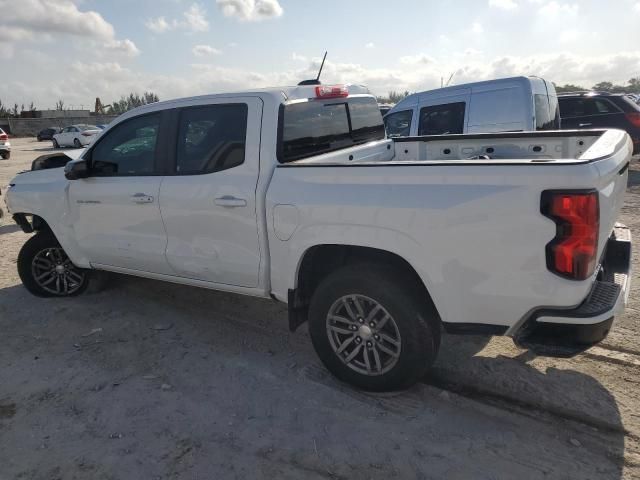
316, 51, 327, 82
298, 51, 328, 86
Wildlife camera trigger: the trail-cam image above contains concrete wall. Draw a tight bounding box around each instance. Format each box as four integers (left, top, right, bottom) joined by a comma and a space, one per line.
7, 115, 118, 136
34, 110, 92, 119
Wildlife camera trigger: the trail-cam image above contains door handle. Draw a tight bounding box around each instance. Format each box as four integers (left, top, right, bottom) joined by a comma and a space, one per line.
131, 193, 154, 204
578, 123, 592, 127
214, 195, 247, 207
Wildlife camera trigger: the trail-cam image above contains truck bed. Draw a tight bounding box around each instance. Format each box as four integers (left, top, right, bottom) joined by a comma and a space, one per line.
290, 129, 628, 166
270, 128, 631, 332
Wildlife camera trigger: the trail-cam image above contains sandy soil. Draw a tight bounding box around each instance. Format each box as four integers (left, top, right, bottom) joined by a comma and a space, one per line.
1, 138, 639, 479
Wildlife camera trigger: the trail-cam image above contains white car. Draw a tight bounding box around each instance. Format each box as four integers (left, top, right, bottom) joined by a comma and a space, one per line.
0, 127, 11, 159
5, 84, 632, 391
52, 124, 101, 148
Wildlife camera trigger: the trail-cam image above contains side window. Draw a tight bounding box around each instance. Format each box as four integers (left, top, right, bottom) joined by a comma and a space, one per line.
418, 102, 465, 136
384, 110, 413, 137
591, 99, 619, 114
90, 113, 161, 176
559, 98, 587, 117
176, 104, 248, 174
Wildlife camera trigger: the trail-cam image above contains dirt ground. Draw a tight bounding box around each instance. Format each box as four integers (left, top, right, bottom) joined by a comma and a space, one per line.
1, 137, 639, 479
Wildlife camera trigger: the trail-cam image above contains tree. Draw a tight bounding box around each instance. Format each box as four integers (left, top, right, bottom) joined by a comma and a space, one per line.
592, 81, 614, 92
55, 99, 65, 111
554, 83, 586, 93
106, 91, 160, 115
377, 90, 411, 104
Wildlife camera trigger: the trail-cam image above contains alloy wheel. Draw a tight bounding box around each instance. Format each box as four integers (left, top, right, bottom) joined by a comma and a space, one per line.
326, 294, 402, 376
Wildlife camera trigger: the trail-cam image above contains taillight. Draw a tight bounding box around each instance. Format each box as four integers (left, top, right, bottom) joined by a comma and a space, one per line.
81, 132, 94, 137
315, 85, 348, 99
541, 190, 599, 280
626, 112, 640, 128
0, 133, 8, 141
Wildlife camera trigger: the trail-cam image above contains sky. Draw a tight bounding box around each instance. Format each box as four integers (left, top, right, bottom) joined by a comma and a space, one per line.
0, 0, 639, 109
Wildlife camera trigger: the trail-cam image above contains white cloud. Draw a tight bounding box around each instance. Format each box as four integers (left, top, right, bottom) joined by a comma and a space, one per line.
472, 22, 484, 33
291, 52, 307, 62
192, 44, 221, 56
145, 16, 172, 33
105, 39, 141, 58
0, 0, 114, 39
538, 1, 579, 17
399, 54, 435, 65
146, 3, 209, 33
4, 51, 640, 111
0, 0, 138, 59
489, 0, 518, 10
216, 0, 283, 21
183, 4, 209, 32
559, 29, 580, 43
365, 42, 375, 49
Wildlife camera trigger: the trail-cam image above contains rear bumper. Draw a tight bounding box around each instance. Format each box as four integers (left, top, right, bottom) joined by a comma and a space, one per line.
513, 223, 631, 357
0, 142, 11, 152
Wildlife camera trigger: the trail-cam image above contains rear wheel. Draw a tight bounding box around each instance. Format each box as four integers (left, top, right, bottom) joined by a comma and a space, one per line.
308, 264, 440, 391
18, 232, 89, 297
1, 151, 9, 159
73, 138, 81, 148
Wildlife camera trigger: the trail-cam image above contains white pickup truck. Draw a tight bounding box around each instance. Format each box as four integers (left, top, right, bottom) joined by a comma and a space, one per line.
4, 84, 632, 391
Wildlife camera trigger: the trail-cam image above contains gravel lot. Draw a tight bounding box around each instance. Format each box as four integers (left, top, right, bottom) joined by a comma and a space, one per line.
1, 137, 639, 479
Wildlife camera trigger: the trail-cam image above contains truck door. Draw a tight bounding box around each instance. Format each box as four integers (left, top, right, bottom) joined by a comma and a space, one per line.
67, 111, 173, 274
159, 97, 263, 288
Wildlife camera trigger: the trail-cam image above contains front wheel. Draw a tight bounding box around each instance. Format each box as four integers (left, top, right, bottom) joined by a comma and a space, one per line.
18, 232, 89, 297
308, 264, 440, 391
52, 139, 59, 149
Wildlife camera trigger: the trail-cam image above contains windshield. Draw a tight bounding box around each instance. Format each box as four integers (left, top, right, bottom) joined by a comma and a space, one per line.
279, 96, 385, 163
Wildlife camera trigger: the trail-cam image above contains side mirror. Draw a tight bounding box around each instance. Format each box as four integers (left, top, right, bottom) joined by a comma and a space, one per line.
64, 159, 90, 180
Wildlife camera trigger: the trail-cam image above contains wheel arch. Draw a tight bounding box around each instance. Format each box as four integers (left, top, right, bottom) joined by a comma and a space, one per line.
288, 244, 442, 332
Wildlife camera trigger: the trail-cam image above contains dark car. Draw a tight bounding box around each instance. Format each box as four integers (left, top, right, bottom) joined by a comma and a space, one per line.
558, 91, 640, 154
36, 127, 60, 141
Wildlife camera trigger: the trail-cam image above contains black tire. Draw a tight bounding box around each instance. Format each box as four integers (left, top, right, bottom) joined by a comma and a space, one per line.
308, 264, 440, 391
17, 232, 89, 297
73, 138, 81, 148
1, 151, 9, 159
52, 139, 59, 149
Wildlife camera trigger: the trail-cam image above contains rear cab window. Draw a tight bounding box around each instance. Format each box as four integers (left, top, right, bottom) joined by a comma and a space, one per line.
279, 96, 385, 163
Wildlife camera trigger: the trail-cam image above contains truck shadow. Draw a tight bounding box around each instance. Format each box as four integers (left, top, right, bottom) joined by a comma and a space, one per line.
0, 276, 627, 479
429, 333, 625, 478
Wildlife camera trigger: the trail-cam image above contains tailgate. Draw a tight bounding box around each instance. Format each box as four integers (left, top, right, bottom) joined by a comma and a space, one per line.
586, 130, 632, 262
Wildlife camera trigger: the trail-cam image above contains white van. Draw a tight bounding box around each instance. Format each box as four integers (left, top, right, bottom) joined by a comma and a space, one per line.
384, 76, 560, 137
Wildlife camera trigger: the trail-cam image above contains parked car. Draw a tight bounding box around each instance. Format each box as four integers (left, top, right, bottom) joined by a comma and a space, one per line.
378, 103, 394, 116
0, 127, 10, 159
5, 84, 632, 391
558, 91, 640, 154
384, 76, 559, 137
37, 127, 60, 141
95, 124, 107, 130
52, 124, 101, 148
